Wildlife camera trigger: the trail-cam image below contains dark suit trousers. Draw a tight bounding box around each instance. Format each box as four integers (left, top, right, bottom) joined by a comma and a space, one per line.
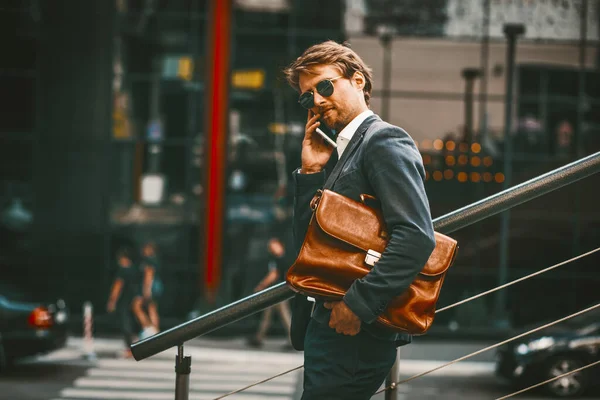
301, 319, 397, 400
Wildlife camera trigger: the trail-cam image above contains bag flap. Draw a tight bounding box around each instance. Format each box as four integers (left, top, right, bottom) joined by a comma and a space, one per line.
315, 190, 458, 277
314, 190, 387, 254
421, 232, 458, 276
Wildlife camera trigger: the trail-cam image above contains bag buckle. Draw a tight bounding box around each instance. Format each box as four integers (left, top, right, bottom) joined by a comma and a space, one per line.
310, 190, 323, 211
365, 249, 381, 266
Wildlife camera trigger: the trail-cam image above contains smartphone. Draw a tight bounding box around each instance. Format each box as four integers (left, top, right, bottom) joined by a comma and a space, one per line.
315, 119, 337, 148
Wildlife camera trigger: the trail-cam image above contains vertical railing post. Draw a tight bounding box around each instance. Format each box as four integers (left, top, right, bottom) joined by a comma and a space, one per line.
384, 348, 401, 400
175, 344, 191, 400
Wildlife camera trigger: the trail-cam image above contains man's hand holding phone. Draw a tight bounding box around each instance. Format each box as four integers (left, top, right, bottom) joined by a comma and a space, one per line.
301, 110, 336, 174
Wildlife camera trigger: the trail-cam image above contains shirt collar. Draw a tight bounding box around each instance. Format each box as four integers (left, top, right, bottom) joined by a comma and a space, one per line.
337, 109, 374, 142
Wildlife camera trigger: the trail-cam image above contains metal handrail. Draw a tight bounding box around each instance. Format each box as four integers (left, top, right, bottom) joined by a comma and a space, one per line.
131, 151, 600, 361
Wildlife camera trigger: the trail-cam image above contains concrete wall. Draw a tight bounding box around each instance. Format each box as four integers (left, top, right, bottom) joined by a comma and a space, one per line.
347, 37, 597, 143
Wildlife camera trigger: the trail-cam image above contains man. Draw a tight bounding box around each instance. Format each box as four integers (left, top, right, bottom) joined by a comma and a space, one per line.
133, 241, 163, 333
134, 241, 164, 332
284, 40, 436, 399
106, 247, 152, 357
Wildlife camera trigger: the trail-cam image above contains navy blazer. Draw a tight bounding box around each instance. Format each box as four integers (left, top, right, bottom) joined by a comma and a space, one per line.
290, 114, 436, 345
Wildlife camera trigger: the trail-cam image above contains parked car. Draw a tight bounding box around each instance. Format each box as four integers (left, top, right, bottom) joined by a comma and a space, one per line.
496, 309, 600, 398
0, 281, 69, 370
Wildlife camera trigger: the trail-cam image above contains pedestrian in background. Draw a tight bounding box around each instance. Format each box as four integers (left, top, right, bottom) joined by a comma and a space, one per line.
247, 237, 292, 349
131, 241, 162, 339
106, 247, 140, 358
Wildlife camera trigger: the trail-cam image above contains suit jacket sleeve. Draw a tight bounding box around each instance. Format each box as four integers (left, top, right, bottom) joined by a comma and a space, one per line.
343, 126, 437, 324
291, 169, 326, 255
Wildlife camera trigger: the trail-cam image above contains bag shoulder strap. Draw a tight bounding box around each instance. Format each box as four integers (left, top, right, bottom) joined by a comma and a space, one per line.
323, 115, 381, 189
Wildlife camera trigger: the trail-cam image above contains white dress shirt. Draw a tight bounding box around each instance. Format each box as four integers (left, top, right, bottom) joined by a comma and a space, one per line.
335, 109, 374, 158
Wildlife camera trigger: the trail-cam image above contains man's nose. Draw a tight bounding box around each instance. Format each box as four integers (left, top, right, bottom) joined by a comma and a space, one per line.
313, 91, 327, 107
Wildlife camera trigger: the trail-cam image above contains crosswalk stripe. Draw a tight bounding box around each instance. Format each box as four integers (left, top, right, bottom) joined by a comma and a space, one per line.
86, 368, 298, 383
65, 338, 301, 364
398, 360, 494, 377
97, 358, 299, 372
73, 377, 295, 394
58, 388, 292, 400
146, 346, 303, 364
95, 358, 494, 377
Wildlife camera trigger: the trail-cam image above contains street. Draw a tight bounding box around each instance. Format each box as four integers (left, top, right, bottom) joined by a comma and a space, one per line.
2, 336, 599, 400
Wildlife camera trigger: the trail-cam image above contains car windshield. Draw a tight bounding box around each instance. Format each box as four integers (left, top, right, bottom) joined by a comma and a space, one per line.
560, 308, 600, 332
576, 322, 600, 336
0, 280, 37, 302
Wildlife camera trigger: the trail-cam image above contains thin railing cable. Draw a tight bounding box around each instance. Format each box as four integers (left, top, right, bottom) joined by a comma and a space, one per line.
211, 365, 303, 400
215, 247, 600, 399
436, 246, 600, 313
373, 302, 600, 395
496, 359, 600, 400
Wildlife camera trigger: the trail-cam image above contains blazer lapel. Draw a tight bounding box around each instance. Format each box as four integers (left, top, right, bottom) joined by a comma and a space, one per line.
324, 114, 380, 189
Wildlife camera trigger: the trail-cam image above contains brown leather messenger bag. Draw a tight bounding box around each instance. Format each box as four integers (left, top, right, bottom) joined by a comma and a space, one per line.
286, 189, 458, 335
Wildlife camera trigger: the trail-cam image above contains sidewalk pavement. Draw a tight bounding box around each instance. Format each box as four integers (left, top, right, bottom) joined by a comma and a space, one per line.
30, 335, 502, 400
37, 334, 499, 377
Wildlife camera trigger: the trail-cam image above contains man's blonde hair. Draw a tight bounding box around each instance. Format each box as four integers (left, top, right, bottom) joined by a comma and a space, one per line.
284, 40, 373, 106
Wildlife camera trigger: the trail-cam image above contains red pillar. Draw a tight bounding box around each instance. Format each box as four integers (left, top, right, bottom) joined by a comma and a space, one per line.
203, 0, 232, 301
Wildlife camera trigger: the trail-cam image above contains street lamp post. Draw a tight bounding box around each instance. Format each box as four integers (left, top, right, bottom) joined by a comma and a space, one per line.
378, 25, 395, 121
495, 23, 525, 326
378, 26, 397, 399
461, 67, 482, 293
462, 68, 482, 145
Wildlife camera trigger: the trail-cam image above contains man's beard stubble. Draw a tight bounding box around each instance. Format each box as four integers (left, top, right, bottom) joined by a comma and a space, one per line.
320, 108, 350, 133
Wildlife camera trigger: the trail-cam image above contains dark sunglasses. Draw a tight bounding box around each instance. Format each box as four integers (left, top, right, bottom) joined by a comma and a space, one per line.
298, 75, 343, 110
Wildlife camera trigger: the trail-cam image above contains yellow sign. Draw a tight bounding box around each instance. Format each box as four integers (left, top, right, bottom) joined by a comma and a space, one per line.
268, 122, 287, 134
232, 69, 265, 90
112, 92, 132, 139
177, 57, 194, 81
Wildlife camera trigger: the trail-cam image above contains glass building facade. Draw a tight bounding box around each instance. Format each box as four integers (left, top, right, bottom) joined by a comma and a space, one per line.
2, 0, 599, 335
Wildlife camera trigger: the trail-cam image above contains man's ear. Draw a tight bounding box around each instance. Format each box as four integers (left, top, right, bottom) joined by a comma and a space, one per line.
352, 71, 365, 91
